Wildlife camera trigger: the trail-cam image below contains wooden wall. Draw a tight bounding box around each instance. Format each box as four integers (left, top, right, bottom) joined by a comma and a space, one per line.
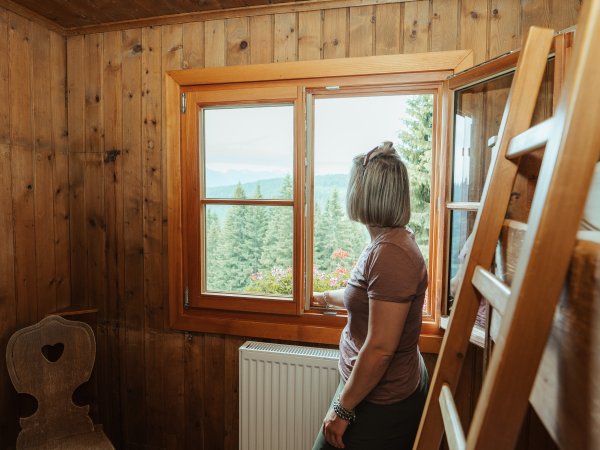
0, 6, 69, 448
0, 1, 581, 449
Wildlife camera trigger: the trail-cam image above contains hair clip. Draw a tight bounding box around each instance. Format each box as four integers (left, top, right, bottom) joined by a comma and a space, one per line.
363, 146, 379, 167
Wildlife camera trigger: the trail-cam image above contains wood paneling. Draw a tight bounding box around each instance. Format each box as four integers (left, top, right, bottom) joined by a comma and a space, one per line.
0, 6, 68, 449
0, 1, 581, 449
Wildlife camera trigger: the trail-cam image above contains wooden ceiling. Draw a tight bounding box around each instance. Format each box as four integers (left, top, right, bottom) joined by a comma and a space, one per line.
4, 0, 311, 29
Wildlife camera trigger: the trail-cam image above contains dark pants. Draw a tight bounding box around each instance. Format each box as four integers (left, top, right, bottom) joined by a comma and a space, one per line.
312, 362, 428, 450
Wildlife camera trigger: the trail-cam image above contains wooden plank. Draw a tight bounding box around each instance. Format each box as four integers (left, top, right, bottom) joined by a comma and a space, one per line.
170, 50, 472, 86
31, 23, 56, 318
374, 3, 401, 55
460, 0, 489, 65
142, 24, 164, 449
548, 0, 580, 31
49, 31, 70, 310
121, 27, 146, 448
225, 16, 250, 66
68, 150, 86, 308
102, 30, 124, 325
224, 335, 245, 450
488, 0, 520, 59
102, 34, 124, 446
203, 334, 226, 450
162, 25, 186, 450
471, 266, 509, 315
163, 332, 185, 450
144, 330, 166, 448
8, 12, 32, 148
183, 21, 204, 69
85, 34, 104, 153
521, 0, 550, 32
322, 8, 347, 59
84, 152, 105, 311
142, 24, 164, 335
250, 15, 273, 64
506, 117, 552, 159
431, 0, 458, 52
100, 30, 124, 445
184, 333, 205, 449
298, 10, 321, 61
8, 12, 36, 328
67, 35, 85, 153
0, 141, 17, 449
274, 12, 297, 62
0, 9, 8, 145
349, 5, 374, 57
440, 385, 467, 450
403, 0, 429, 54
204, 19, 225, 67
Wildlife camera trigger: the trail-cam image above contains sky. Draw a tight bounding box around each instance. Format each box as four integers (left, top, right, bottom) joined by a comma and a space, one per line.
203, 94, 421, 187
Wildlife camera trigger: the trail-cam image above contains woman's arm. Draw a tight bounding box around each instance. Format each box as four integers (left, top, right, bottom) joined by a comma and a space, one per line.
322, 299, 411, 448
339, 299, 411, 409
313, 288, 346, 308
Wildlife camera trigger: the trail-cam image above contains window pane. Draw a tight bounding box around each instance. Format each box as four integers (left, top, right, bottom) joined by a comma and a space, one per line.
204, 204, 293, 298
312, 94, 433, 289
447, 210, 477, 309
203, 104, 294, 199
452, 73, 513, 203
451, 58, 554, 203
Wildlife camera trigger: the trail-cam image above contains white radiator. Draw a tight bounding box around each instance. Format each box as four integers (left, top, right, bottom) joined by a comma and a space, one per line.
239, 341, 340, 450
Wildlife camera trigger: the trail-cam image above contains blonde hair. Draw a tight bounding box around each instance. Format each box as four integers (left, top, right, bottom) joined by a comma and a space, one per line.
346, 141, 411, 227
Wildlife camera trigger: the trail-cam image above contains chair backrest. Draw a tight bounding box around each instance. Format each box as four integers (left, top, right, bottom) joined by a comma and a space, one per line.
5, 315, 97, 448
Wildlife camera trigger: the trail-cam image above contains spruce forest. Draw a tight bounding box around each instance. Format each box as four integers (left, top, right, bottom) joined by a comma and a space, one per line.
205, 95, 433, 297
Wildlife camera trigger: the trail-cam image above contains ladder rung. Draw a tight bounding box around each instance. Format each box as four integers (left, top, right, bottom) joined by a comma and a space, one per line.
439, 384, 466, 450
472, 266, 510, 315
506, 117, 553, 159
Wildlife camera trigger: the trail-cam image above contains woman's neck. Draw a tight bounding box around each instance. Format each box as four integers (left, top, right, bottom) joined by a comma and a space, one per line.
367, 225, 391, 241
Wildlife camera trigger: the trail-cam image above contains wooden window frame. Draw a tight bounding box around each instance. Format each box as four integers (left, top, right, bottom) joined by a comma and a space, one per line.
440, 30, 575, 347
167, 51, 473, 351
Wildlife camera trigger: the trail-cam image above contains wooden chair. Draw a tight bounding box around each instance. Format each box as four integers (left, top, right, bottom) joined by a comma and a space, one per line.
5, 315, 114, 449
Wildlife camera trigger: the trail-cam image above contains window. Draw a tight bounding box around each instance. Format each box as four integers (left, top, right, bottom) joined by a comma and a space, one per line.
308, 92, 434, 320
167, 52, 473, 348
443, 30, 573, 323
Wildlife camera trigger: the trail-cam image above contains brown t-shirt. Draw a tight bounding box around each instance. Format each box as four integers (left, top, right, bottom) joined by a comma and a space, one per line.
339, 227, 428, 404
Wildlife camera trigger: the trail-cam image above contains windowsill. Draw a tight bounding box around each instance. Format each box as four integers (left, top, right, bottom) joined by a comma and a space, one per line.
439, 315, 485, 348
170, 307, 443, 354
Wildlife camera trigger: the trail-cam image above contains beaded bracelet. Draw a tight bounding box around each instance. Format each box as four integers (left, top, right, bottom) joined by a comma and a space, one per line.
333, 397, 356, 423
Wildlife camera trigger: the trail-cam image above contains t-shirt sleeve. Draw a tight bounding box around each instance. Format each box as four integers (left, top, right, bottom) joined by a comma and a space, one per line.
365, 243, 426, 303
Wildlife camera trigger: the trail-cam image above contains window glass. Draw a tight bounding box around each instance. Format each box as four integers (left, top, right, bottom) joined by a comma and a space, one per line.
447, 210, 477, 308
312, 94, 434, 291
203, 104, 294, 199
205, 204, 294, 297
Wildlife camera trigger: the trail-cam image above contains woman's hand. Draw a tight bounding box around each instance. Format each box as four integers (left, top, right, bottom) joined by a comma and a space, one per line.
312, 292, 327, 307
322, 408, 349, 448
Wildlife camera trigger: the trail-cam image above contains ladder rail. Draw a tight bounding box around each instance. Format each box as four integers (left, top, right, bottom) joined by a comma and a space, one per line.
413, 26, 555, 450
467, 2, 600, 447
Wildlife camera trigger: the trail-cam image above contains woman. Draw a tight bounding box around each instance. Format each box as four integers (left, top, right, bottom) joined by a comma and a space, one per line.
312, 142, 429, 450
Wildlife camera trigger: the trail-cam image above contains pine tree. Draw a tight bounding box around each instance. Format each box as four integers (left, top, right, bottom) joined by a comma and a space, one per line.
260, 175, 293, 271
245, 185, 268, 275
205, 209, 223, 291
218, 183, 252, 291
396, 95, 433, 260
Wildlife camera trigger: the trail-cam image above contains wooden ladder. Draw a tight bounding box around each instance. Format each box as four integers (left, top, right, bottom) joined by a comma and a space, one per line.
413, 1, 600, 449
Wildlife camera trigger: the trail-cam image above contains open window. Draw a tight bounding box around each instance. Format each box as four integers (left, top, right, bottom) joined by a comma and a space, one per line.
441, 29, 575, 346
167, 52, 472, 348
